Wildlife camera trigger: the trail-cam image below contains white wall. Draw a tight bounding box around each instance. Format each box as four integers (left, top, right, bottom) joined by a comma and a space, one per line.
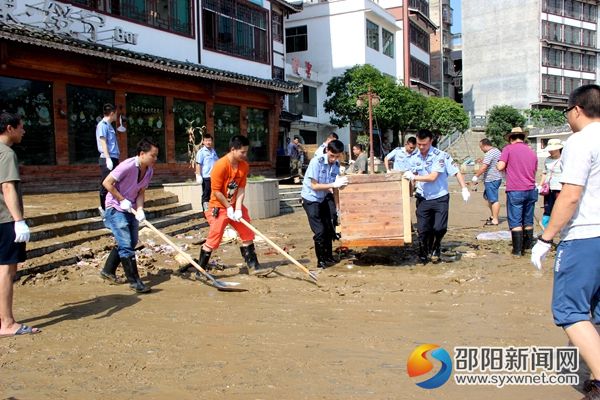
462, 0, 542, 114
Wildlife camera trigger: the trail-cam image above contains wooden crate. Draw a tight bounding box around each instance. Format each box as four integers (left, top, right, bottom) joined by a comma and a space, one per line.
338, 174, 412, 247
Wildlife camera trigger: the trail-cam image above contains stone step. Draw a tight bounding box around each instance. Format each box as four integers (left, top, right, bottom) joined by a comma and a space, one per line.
26, 193, 179, 227
19, 210, 207, 279
29, 203, 193, 242
279, 190, 301, 201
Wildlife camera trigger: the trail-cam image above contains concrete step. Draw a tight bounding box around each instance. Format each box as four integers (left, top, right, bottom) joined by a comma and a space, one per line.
29, 203, 192, 242
19, 209, 207, 278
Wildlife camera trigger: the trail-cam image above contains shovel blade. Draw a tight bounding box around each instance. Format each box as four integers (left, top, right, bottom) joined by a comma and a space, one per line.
211, 281, 248, 292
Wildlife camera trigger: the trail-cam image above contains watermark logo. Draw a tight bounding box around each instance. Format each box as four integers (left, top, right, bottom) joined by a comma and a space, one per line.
407, 344, 453, 389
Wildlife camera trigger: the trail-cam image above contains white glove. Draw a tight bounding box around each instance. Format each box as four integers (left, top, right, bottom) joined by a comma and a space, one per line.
403, 171, 415, 181
227, 206, 235, 220
195, 174, 202, 184
106, 158, 113, 171
471, 175, 479, 183
531, 240, 552, 270
461, 187, 470, 202
233, 210, 242, 222
536, 185, 543, 192
135, 208, 146, 222
119, 199, 132, 211
332, 175, 348, 188
14, 220, 30, 243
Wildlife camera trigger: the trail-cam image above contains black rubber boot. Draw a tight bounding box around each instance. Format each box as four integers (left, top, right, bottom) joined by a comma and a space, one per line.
522, 229, 534, 255
121, 255, 151, 293
511, 230, 524, 256
100, 247, 121, 283
418, 233, 431, 264
315, 241, 334, 269
194, 248, 213, 280
240, 243, 272, 277
430, 234, 443, 263
323, 240, 338, 264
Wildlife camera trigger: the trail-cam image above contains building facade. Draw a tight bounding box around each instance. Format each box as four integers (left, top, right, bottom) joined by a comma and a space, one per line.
0, 0, 301, 192
429, 0, 459, 99
463, 0, 599, 115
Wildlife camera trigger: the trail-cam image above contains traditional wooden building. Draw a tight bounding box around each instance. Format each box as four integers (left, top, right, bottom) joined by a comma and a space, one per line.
0, 0, 301, 192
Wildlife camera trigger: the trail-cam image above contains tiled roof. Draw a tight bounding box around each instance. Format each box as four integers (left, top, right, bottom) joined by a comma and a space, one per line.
0, 22, 301, 94
272, 0, 303, 12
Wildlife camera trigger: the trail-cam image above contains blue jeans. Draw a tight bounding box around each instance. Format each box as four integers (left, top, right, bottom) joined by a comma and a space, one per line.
506, 189, 538, 229
483, 179, 502, 204
104, 207, 139, 258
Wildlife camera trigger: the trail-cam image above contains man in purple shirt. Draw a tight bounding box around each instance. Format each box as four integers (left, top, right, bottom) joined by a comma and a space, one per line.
497, 127, 538, 256
100, 137, 158, 293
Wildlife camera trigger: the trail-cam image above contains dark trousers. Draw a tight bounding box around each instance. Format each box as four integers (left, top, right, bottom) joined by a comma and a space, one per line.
99, 157, 119, 210
302, 196, 336, 247
416, 194, 450, 251
543, 190, 560, 216
202, 177, 212, 204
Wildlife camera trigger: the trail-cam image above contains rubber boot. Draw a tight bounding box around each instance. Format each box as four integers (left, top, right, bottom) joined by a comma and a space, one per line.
522, 229, 535, 255
323, 240, 338, 264
511, 230, 524, 256
240, 243, 272, 277
194, 248, 213, 280
430, 233, 443, 263
121, 255, 151, 293
100, 247, 121, 283
541, 215, 550, 229
418, 233, 431, 264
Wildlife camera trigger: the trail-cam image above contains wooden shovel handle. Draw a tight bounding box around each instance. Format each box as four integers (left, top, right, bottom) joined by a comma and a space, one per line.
239, 218, 317, 281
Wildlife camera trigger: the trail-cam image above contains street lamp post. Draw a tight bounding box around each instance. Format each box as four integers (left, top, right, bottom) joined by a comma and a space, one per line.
357, 88, 380, 174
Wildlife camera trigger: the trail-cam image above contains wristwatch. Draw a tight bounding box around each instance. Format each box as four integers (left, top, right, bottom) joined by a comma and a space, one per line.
537, 235, 553, 245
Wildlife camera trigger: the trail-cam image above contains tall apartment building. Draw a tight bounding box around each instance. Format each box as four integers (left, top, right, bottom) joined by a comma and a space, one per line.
429, 0, 459, 99
463, 0, 599, 115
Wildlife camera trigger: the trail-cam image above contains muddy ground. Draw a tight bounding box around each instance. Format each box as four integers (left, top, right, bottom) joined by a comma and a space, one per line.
0, 188, 585, 399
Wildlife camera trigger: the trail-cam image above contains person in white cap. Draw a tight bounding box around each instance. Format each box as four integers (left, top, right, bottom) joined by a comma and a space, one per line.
537, 138, 563, 229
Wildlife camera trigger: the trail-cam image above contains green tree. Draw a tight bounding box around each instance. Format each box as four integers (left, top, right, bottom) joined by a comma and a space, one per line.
384, 85, 427, 143
486, 105, 527, 148
422, 97, 469, 137
523, 108, 566, 127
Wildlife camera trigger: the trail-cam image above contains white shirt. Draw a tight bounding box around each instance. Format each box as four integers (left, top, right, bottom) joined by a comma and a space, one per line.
560, 121, 600, 241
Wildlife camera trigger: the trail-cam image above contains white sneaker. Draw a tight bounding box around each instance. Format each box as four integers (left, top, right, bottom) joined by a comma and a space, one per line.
98, 207, 105, 219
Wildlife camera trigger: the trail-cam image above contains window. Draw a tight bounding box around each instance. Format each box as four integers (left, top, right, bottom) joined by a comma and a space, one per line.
564, 25, 582, 45
366, 20, 379, 51
409, 0, 430, 18
565, 0, 582, 19
410, 22, 430, 52
285, 25, 308, 53
583, 28, 596, 48
213, 104, 240, 156
272, 66, 285, 80
382, 28, 394, 58
126, 93, 166, 162
173, 99, 206, 163
542, 74, 562, 94
583, 3, 597, 22
583, 54, 597, 72
542, 47, 562, 67
67, 85, 115, 164
203, 0, 268, 63
0, 76, 55, 165
564, 77, 580, 94
410, 57, 430, 83
272, 10, 283, 43
543, 0, 562, 14
543, 21, 563, 42
288, 86, 317, 117
564, 51, 581, 70
247, 108, 269, 162
100, 0, 192, 34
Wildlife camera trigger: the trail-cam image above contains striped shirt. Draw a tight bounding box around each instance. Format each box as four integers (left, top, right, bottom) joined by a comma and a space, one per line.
482, 147, 502, 182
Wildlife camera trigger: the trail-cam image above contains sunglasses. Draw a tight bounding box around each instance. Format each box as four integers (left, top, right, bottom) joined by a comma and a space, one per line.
562, 105, 577, 116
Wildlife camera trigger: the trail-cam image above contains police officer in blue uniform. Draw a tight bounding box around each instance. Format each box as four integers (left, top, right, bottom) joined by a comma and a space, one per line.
301, 139, 348, 269
404, 129, 470, 263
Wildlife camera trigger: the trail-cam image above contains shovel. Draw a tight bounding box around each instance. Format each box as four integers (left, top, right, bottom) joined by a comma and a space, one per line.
133, 210, 246, 292
239, 218, 318, 282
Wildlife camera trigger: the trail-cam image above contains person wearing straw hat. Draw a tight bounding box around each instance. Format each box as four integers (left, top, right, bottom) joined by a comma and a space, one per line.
496, 126, 538, 256
537, 138, 564, 229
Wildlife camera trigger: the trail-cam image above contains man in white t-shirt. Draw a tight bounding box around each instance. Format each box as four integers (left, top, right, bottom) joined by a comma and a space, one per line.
531, 84, 600, 399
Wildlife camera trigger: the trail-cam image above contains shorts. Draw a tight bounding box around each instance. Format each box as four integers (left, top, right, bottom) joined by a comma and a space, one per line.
0, 221, 26, 264
552, 237, 600, 327
204, 206, 254, 250
506, 189, 538, 229
483, 179, 501, 204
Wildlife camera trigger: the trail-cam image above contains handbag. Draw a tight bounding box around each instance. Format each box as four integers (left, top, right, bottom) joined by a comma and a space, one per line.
539, 182, 550, 196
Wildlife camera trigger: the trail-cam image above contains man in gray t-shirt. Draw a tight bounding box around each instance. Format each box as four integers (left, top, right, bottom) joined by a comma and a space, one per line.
0, 112, 40, 337
472, 138, 502, 225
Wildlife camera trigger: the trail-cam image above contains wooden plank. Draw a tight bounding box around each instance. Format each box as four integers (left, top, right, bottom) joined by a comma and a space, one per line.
402, 178, 412, 244
341, 238, 405, 247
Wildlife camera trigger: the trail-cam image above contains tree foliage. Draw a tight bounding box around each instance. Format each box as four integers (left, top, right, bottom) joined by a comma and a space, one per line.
422, 97, 469, 137
486, 105, 527, 148
523, 108, 566, 127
